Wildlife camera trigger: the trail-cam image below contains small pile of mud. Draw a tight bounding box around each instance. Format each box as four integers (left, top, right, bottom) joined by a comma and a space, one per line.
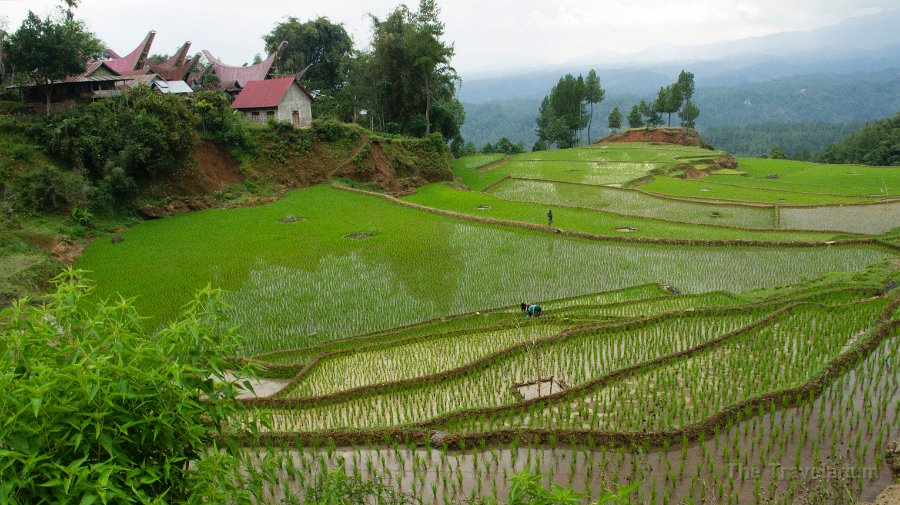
278, 215, 306, 223
515, 378, 567, 400
344, 231, 378, 240
475, 205, 492, 210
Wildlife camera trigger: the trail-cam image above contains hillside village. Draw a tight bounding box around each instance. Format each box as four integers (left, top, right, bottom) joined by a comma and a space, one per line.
9, 29, 315, 125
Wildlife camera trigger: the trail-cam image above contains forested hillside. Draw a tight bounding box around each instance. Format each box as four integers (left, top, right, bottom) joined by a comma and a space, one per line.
460, 70, 900, 153
820, 112, 900, 166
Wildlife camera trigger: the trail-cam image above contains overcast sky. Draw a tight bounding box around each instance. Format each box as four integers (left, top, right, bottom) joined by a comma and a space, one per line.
1, 0, 896, 76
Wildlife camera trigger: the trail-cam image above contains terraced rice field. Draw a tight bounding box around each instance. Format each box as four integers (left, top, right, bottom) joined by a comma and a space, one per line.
74, 142, 900, 503
484, 178, 776, 229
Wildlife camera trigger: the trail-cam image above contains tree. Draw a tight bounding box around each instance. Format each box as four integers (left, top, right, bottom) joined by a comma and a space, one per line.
61, 0, 80, 21
0, 17, 8, 86
653, 85, 681, 127
679, 100, 700, 128
639, 99, 662, 127
536, 73, 589, 149
5, 11, 101, 115
675, 70, 696, 126
362, 1, 459, 137
583, 69, 605, 144
263, 17, 353, 92
148, 53, 169, 64
608, 106, 623, 133
627, 104, 644, 129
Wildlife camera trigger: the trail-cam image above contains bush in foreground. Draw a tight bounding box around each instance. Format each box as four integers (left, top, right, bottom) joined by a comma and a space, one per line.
0, 270, 259, 503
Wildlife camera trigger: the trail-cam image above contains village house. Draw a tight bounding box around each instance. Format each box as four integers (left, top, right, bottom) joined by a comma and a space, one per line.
230, 76, 313, 126
8, 30, 196, 113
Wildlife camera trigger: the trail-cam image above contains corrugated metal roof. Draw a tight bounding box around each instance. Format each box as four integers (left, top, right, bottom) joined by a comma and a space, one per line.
231, 77, 296, 109
153, 80, 193, 94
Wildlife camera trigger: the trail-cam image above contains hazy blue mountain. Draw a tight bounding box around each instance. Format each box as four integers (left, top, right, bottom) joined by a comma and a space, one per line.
458, 9, 900, 104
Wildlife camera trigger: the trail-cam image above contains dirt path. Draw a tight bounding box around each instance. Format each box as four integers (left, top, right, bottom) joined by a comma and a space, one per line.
476, 156, 510, 172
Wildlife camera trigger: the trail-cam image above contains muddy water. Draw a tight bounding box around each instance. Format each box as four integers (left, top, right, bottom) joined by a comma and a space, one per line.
240, 336, 900, 504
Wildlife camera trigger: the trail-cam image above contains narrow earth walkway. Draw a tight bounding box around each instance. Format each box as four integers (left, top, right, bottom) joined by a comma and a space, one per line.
476, 155, 511, 172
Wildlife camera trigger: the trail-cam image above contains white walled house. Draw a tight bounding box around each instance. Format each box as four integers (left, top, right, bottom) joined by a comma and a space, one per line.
230, 76, 313, 126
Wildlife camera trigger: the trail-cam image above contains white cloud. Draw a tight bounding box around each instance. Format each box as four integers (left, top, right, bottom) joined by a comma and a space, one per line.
1, 0, 896, 74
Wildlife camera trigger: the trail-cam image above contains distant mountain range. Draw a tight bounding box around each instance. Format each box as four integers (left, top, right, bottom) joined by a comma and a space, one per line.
459, 9, 900, 102
458, 9, 900, 154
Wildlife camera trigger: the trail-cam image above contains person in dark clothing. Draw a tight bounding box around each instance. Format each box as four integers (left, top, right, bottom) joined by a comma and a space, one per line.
520, 302, 527, 312
547, 209, 553, 226
526, 304, 542, 317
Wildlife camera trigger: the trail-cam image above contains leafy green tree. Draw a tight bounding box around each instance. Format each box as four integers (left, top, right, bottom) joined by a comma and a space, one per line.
0, 17, 9, 85
675, 70, 696, 126
627, 104, 644, 129
366, 1, 458, 137
639, 99, 662, 127
61, 0, 80, 21
536, 73, 589, 148
483, 137, 524, 155
679, 100, 700, 128
584, 69, 605, 144
532, 139, 548, 152
5, 11, 102, 115
0, 271, 263, 503
263, 16, 353, 92
653, 85, 681, 127
193, 89, 255, 150
608, 106, 623, 133
147, 53, 169, 64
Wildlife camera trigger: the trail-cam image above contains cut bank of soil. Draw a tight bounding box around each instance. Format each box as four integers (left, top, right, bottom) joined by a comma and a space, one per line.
599, 128, 710, 148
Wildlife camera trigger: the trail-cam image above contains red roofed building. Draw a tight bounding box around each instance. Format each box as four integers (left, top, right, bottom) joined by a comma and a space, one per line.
231, 76, 313, 126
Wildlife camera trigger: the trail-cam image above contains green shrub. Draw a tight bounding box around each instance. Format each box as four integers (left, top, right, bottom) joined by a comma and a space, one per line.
44, 85, 197, 180
312, 119, 346, 142
0, 271, 260, 503
13, 163, 94, 212
194, 90, 256, 152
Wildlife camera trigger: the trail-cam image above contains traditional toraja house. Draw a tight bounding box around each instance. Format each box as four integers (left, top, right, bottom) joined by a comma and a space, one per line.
15, 61, 129, 114
10, 31, 196, 113
198, 41, 288, 97
98, 30, 156, 76
230, 75, 313, 126
149, 42, 200, 82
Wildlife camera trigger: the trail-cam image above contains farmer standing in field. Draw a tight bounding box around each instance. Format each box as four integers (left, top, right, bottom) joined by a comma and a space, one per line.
547, 209, 553, 226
